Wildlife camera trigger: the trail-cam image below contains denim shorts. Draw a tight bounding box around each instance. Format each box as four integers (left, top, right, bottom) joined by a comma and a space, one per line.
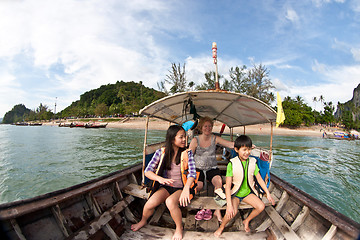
234, 191, 253, 202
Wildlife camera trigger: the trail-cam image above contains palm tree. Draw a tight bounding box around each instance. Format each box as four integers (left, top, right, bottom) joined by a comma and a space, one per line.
312, 96, 318, 110
319, 95, 325, 111
295, 95, 304, 105
188, 81, 195, 91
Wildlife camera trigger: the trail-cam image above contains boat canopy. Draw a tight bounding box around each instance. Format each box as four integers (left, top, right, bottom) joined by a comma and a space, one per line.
139, 91, 277, 128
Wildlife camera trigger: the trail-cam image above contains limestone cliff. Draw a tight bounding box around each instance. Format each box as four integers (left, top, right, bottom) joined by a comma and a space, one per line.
335, 83, 360, 119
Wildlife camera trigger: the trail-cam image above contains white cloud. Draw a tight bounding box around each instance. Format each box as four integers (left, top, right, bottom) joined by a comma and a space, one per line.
351, 47, 360, 61
287, 62, 360, 110
311, 0, 345, 7
352, 0, 360, 12
332, 38, 360, 62
0, 0, 201, 116
0, 0, 358, 119
285, 8, 300, 24
272, 78, 290, 92
311, 59, 328, 73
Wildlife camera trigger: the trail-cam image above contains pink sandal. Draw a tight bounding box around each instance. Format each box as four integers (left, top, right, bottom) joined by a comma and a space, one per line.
203, 209, 212, 220
195, 209, 205, 220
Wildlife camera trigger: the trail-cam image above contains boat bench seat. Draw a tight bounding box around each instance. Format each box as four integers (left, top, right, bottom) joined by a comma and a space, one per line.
122, 183, 148, 199
187, 194, 278, 210
122, 183, 279, 210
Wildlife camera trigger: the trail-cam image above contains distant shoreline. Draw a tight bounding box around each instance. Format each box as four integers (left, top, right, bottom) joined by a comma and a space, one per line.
42, 117, 331, 138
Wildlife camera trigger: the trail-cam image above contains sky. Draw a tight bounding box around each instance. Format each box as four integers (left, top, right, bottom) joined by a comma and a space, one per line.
0, 0, 360, 118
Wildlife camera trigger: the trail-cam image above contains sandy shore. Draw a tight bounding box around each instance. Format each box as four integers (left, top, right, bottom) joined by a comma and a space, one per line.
44, 117, 330, 138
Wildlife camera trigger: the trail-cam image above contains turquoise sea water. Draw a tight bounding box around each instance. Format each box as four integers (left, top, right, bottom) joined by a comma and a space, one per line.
0, 124, 359, 223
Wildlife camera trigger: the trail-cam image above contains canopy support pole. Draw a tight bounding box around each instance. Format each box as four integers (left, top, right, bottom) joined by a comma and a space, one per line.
212, 42, 220, 90
142, 116, 150, 185
270, 122, 273, 161
243, 126, 246, 135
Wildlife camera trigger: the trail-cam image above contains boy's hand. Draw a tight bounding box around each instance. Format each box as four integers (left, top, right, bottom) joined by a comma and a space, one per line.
267, 194, 275, 206
226, 204, 235, 218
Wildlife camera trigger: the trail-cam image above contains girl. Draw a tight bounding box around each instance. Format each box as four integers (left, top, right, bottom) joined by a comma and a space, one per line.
131, 125, 196, 240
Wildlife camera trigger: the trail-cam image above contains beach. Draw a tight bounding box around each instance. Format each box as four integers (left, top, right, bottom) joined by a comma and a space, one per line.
44, 117, 327, 138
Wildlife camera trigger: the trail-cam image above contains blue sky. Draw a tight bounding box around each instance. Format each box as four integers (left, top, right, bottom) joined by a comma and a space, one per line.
0, 0, 359, 118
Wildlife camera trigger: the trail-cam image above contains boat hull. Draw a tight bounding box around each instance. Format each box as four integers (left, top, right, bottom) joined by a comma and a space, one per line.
0, 163, 359, 240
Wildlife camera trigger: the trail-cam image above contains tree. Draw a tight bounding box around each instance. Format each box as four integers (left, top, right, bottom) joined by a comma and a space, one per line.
36, 103, 53, 120
222, 79, 232, 91
95, 103, 108, 117
342, 110, 354, 130
322, 101, 335, 124
61, 81, 165, 118
157, 80, 169, 95
245, 63, 275, 104
312, 96, 318, 110
196, 71, 223, 90
319, 95, 324, 112
188, 81, 195, 91
165, 63, 187, 94
282, 96, 315, 127
228, 65, 248, 93
295, 95, 304, 105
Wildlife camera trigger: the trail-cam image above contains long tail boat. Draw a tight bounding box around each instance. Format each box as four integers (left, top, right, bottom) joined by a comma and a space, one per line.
0, 90, 359, 240
1, 42, 359, 239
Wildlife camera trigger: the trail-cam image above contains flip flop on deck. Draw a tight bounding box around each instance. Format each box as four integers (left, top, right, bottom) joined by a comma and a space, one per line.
203, 209, 213, 220
195, 209, 213, 221
195, 209, 205, 220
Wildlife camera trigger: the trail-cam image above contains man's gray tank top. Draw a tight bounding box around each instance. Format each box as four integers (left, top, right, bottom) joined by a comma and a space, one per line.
194, 135, 217, 171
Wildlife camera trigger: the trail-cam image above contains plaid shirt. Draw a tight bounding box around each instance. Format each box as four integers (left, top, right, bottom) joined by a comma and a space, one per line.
145, 148, 197, 179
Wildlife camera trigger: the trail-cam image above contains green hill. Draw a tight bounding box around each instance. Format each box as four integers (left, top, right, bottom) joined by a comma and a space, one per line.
60, 81, 166, 117
2, 104, 31, 124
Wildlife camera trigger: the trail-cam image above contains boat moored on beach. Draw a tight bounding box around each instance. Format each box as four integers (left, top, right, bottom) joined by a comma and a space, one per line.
58, 122, 72, 127
323, 131, 355, 141
84, 122, 108, 128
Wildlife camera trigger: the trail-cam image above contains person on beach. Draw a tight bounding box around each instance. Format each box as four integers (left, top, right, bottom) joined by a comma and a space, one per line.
131, 125, 196, 240
214, 135, 275, 237
189, 116, 234, 223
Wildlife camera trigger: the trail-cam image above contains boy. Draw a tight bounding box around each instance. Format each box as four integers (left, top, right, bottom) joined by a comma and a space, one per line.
214, 135, 275, 237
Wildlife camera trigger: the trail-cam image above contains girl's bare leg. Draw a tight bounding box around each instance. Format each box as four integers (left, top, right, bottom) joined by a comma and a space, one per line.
214, 197, 240, 237
196, 181, 204, 192
212, 175, 223, 222
131, 188, 169, 231
165, 190, 183, 240
242, 194, 265, 232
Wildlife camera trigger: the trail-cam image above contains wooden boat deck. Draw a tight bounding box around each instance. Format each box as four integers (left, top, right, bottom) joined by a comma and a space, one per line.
121, 223, 268, 239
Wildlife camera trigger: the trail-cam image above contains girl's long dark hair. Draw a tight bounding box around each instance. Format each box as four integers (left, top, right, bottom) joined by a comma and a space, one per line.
164, 125, 185, 170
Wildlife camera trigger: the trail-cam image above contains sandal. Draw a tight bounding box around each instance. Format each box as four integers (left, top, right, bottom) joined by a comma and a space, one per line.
203, 209, 212, 220
195, 209, 205, 221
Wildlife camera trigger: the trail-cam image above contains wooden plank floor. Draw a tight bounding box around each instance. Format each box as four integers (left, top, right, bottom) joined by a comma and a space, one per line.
121, 224, 268, 240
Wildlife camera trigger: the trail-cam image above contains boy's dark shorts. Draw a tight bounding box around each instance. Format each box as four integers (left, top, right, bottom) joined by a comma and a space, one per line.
197, 168, 221, 183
